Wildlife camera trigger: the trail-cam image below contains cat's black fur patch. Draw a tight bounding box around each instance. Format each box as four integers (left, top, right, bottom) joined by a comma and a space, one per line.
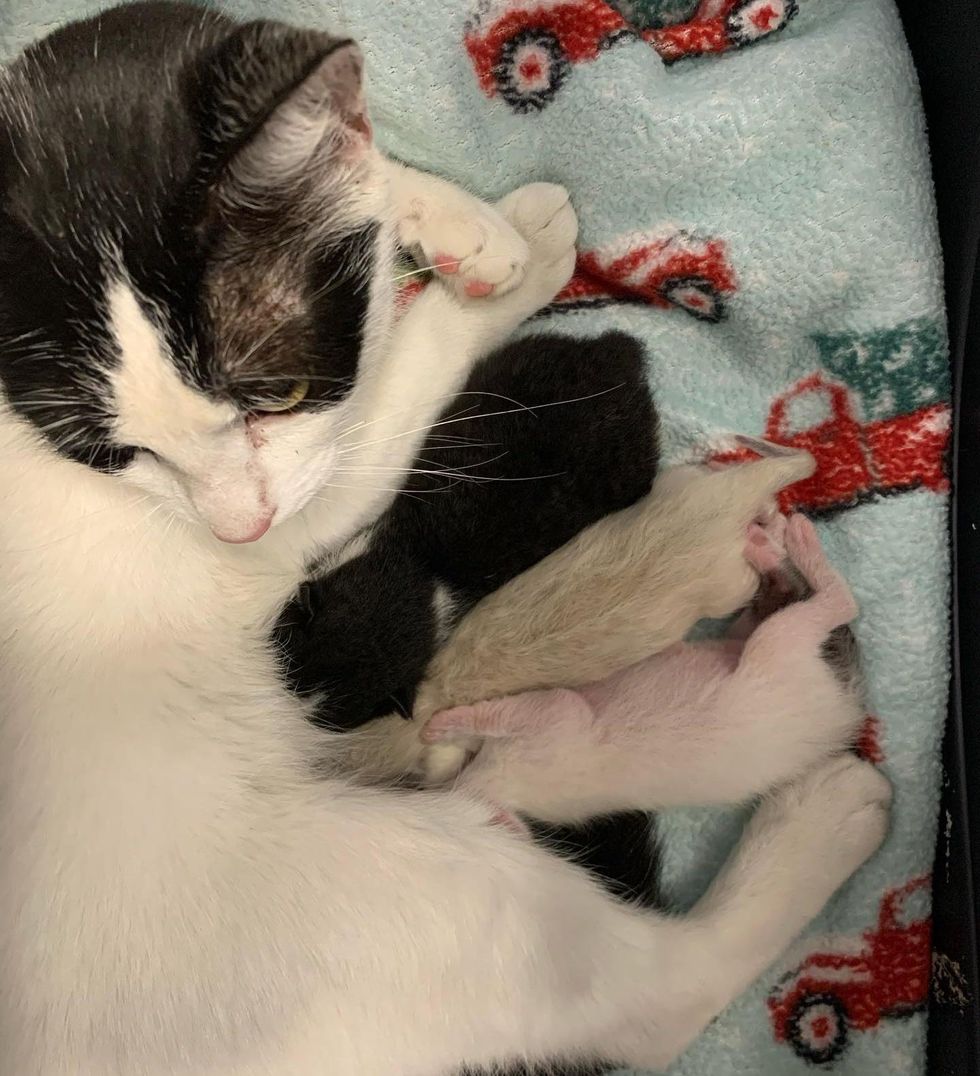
0, 3, 373, 465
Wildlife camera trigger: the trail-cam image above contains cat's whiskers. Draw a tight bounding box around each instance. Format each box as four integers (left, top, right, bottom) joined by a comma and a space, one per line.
339, 384, 624, 459
335, 395, 478, 443
336, 387, 541, 446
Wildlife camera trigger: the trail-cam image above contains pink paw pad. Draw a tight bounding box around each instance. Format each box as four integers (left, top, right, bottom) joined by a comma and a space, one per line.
464, 278, 494, 298
432, 252, 461, 275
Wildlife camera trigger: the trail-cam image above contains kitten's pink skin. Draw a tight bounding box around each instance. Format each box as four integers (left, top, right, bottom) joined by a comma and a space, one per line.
424, 514, 861, 819
464, 279, 495, 298
488, 804, 530, 837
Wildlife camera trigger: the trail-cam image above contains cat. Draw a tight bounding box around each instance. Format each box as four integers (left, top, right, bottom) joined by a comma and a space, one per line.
423, 512, 865, 822
0, 4, 890, 1074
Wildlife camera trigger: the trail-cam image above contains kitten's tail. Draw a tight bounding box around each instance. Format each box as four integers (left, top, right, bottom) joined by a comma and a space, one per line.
707, 437, 815, 523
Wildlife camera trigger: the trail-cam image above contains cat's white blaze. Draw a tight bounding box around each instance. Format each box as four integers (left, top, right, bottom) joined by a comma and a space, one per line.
108, 277, 236, 446
107, 279, 278, 542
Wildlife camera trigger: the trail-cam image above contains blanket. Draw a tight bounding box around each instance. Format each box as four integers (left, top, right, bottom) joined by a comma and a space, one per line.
1, 1, 950, 1072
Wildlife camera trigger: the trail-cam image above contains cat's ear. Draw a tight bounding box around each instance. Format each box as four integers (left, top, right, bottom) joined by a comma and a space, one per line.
196, 21, 371, 195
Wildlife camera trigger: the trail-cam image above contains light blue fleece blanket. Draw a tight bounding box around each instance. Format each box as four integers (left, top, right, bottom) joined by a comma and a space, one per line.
1, 1, 949, 1072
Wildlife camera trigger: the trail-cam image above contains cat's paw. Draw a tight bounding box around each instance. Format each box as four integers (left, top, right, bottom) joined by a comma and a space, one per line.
400, 192, 530, 301
754, 754, 891, 887
492, 182, 578, 315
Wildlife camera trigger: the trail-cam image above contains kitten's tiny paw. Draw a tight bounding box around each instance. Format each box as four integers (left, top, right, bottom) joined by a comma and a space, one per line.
421, 739, 476, 787
488, 802, 531, 837
744, 515, 787, 575
784, 515, 859, 622
421, 706, 478, 743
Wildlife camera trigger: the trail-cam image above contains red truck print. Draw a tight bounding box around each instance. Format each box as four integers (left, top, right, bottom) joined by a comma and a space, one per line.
856, 714, 884, 766
646, 0, 798, 63
712, 369, 950, 516
768, 875, 931, 1064
464, 0, 798, 111
547, 229, 738, 321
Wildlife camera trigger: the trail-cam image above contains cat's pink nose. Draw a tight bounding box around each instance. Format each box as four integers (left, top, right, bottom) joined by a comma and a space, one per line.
211, 510, 275, 544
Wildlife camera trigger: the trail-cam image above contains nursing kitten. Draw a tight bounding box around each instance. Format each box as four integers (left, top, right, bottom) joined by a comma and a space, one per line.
0, 4, 890, 1075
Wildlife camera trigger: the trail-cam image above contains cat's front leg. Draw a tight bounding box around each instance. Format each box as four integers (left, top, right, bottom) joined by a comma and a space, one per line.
341, 182, 576, 525
382, 158, 531, 299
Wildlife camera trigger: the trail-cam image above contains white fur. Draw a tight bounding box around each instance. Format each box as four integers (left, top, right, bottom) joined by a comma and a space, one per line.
0, 173, 889, 1076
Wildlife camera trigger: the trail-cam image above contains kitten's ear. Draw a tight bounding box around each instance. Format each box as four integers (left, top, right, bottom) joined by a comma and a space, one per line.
197, 21, 371, 193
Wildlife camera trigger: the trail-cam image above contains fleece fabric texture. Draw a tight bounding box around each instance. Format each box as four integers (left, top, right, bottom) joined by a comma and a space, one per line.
1, 1, 949, 1073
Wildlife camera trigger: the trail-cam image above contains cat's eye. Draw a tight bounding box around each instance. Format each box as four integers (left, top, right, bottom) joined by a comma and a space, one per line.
253, 379, 310, 414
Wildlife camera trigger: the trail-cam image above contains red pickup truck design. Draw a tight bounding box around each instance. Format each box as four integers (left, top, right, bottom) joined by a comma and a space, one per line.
547, 229, 737, 321
464, 0, 797, 111
768, 876, 931, 1064
647, 0, 798, 63
712, 371, 949, 515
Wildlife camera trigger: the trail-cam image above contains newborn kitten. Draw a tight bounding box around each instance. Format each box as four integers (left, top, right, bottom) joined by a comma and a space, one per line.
424, 514, 865, 823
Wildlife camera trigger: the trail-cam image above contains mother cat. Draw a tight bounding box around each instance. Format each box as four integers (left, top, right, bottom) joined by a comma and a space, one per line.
0, 4, 889, 1074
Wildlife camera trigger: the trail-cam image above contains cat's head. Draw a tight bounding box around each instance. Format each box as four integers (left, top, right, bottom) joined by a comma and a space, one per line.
0, 2, 396, 543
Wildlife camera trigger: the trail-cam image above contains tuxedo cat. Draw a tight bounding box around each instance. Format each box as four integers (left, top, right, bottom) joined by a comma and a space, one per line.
0, 5, 890, 1074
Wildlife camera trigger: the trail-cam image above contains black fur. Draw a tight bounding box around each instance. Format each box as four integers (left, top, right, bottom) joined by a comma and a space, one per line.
0, 3, 372, 466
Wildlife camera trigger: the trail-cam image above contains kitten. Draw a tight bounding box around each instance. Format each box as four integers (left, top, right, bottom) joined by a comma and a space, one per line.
0, 5, 889, 1074
424, 513, 865, 822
